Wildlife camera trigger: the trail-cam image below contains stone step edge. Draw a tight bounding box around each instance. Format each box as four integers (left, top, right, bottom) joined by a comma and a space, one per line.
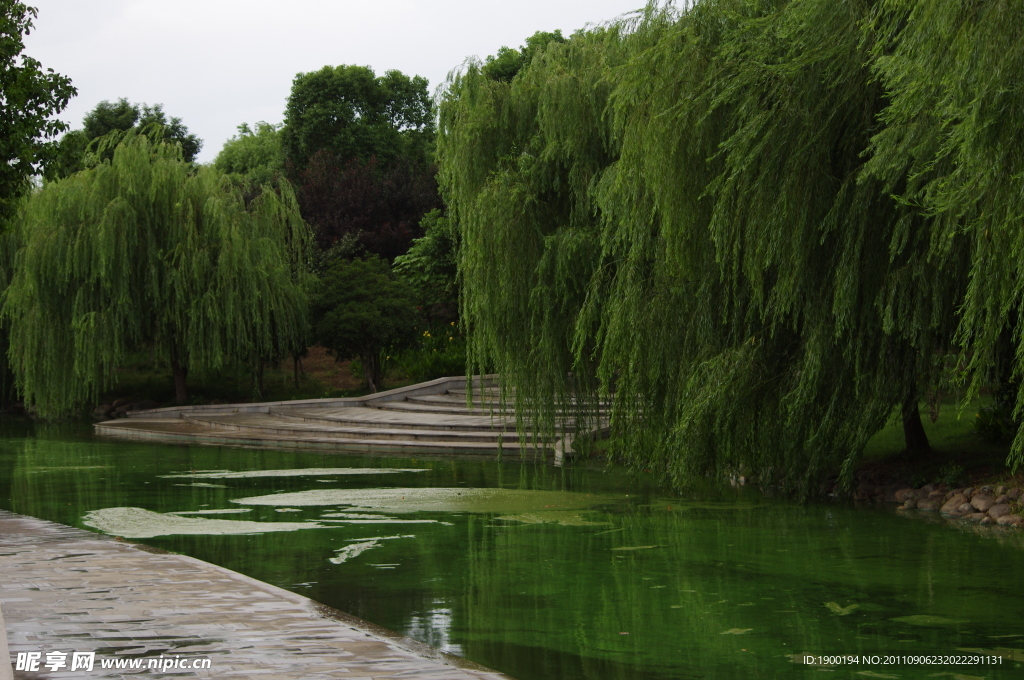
181, 414, 558, 443
267, 408, 525, 432
95, 421, 557, 455
267, 408, 579, 434
370, 401, 512, 416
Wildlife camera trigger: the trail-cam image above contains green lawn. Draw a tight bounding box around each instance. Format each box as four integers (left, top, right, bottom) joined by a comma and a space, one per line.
861, 395, 1017, 487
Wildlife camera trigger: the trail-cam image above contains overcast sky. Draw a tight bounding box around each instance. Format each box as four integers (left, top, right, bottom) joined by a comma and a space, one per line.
24, 1, 645, 164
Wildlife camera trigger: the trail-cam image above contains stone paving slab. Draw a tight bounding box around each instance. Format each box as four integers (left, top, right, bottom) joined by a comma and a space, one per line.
0, 511, 512, 680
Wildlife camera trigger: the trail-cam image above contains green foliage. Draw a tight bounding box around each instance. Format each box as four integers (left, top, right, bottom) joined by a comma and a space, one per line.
482, 30, 568, 82
392, 209, 459, 322
310, 256, 419, 392
282, 65, 434, 174
861, 0, 1024, 463
4, 133, 313, 416
214, 122, 284, 188
438, 0, 1024, 495
974, 406, 1015, 445
46, 98, 203, 180
938, 463, 965, 488
81, 98, 138, 140
393, 323, 466, 383
0, 0, 75, 220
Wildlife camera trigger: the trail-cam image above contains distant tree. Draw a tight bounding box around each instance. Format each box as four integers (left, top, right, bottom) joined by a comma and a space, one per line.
281, 65, 438, 257
81, 98, 138, 140
0, 0, 76, 220
311, 256, 419, 393
45, 98, 202, 180
282, 65, 433, 174
481, 30, 567, 82
214, 122, 284, 188
4, 133, 312, 415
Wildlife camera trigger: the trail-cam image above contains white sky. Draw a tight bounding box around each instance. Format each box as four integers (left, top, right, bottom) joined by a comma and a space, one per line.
24, 1, 645, 164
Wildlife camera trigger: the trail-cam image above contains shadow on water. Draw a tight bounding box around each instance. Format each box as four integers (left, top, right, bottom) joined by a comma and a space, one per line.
1, 418, 1023, 679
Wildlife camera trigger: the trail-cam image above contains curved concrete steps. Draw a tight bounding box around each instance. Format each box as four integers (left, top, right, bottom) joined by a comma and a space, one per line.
266, 408, 518, 432
94, 376, 599, 461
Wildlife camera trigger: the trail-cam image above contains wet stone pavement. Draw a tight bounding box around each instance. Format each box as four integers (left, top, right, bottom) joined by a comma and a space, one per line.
0, 511, 510, 679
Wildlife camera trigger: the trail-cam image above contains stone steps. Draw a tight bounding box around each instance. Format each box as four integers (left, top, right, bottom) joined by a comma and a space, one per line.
267, 407, 519, 432
95, 376, 603, 461
370, 400, 511, 417
183, 413, 552, 444
96, 418, 548, 456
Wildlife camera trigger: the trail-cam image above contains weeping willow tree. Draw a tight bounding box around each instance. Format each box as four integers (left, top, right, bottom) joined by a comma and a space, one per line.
438, 0, 1006, 495
862, 0, 1024, 464
3, 132, 313, 416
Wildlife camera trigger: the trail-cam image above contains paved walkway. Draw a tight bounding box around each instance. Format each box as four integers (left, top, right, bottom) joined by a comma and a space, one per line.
0, 511, 511, 679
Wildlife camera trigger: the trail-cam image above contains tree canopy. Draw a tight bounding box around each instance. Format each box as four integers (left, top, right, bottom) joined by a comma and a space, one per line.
438, 0, 1019, 495
4, 133, 312, 415
282, 65, 433, 174
45, 98, 202, 180
481, 29, 568, 82
214, 121, 285, 188
0, 0, 75, 220
281, 64, 440, 257
297, 152, 440, 257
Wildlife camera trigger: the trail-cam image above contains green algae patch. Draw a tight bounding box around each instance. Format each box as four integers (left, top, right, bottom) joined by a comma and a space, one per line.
329, 535, 414, 565
824, 602, 860, 616
891, 614, 965, 626
167, 508, 252, 515
160, 467, 428, 480
496, 511, 609, 527
231, 487, 620, 514
330, 539, 383, 564
24, 465, 114, 474
83, 507, 344, 538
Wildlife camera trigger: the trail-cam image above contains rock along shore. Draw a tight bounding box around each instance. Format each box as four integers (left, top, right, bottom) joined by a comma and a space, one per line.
855, 480, 1024, 527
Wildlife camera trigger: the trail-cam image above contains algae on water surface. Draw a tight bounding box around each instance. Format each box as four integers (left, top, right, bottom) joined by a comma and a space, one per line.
83, 507, 346, 538
160, 467, 428, 480
231, 487, 621, 514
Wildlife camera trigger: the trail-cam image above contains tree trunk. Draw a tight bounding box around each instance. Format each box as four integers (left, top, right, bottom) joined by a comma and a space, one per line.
254, 360, 265, 400
902, 391, 930, 453
363, 353, 379, 394
292, 354, 303, 388
170, 355, 189, 405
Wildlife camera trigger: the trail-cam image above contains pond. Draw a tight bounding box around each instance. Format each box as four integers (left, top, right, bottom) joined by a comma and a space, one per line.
1, 420, 1023, 679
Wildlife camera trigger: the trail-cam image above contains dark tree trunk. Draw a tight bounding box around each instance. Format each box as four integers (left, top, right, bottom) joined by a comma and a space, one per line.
254, 360, 265, 399
293, 354, 303, 388
902, 391, 930, 453
170, 355, 189, 405
363, 353, 379, 394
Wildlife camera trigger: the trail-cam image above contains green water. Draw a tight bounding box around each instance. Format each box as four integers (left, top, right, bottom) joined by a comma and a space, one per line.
2, 421, 1023, 679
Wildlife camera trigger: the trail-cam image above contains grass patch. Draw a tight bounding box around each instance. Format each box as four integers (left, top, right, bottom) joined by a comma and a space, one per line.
861, 396, 1016, 487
